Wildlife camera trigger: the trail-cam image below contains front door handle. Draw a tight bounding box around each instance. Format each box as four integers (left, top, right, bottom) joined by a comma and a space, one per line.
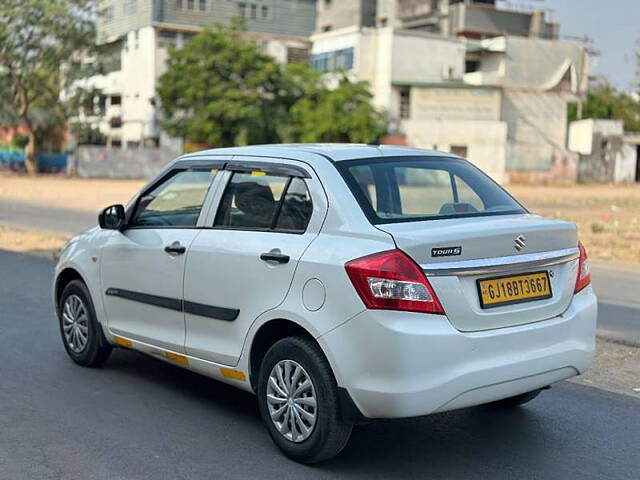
260, 252, 290, 264
165, 242, 186, 256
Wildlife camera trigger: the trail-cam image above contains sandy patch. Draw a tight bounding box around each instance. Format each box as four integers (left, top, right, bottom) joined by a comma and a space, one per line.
569, 338, 640, 398
0, 225, 69, 259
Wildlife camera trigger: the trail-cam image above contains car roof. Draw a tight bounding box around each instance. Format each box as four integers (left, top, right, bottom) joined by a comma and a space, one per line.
179, 143, 455, 163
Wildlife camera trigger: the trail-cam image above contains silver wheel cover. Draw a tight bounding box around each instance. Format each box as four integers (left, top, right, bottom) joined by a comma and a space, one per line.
266, 359, 318, 443
62, 294, 90, 353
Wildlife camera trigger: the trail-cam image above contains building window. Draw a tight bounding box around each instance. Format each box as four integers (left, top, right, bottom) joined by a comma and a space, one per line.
110, 95, 122, 106
199, 0, 206, 11
465, 60, 480, 73
175, 0, 183, 9
183, 32, 196, 43
237, 2, 246, 18
158, 29, 178, 47
98, 95, 107, 115
310, 47, 354, 72
187, 0, 195, 10
109, 116, 123, 128
399, 87, 411, 119
287, 46, 309, 63
123, 0, 137, 15
237, 2, 271, 20
100, 6, 114, 23
450, 145, 468, 158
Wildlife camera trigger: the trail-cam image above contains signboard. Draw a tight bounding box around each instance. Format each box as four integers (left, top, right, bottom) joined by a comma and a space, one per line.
397, 0, 434, 20
412, 88, 501, 121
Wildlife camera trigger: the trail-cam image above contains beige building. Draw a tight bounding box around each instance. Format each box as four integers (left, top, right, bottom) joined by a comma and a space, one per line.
569, 119, 639, 183
311, 0, 592, 183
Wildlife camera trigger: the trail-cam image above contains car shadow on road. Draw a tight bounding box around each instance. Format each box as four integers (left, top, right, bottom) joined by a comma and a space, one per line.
102, 347, 562, 477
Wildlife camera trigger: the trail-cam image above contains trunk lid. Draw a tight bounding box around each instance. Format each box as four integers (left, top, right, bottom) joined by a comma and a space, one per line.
377, 214, 580, 331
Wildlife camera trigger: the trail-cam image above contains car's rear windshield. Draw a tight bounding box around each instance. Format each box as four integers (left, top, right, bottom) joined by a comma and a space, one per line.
336, 156, 527, 224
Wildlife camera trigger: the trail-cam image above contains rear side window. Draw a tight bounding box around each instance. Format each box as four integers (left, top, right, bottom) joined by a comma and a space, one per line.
276, 178, 313, 231
131, 169, 217, 228
215, 173, 313, 233
338, 157, 526, 224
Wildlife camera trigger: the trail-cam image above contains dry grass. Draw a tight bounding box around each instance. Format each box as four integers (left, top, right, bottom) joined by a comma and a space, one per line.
0, 172, 143, 213
508, 184, 640, 265
0, 225, 67, 259
569, 338, 640, 399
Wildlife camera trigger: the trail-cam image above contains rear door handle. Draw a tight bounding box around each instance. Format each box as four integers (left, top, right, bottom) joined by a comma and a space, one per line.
260, 252, 290, 264
165, 242, 186, 255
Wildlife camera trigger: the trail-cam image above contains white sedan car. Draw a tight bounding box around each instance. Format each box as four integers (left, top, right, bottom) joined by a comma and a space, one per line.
54, 144, 596, 463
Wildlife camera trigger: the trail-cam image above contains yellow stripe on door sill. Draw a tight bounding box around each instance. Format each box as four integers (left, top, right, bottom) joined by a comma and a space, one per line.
114, 336, 132, 347
220, 368, 246, 381
165, 352, 189, 365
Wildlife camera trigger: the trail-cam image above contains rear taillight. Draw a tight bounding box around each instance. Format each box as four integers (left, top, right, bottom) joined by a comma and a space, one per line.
574, 241, 591, 293
345, 249, 445, 315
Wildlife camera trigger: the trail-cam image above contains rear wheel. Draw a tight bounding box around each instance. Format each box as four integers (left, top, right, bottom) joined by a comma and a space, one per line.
58, 280, 112, 367
490, 389, 542, 408
257, 336, 352, 463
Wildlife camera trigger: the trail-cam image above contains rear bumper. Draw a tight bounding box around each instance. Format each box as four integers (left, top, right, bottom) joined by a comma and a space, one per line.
319, 287, 597, 419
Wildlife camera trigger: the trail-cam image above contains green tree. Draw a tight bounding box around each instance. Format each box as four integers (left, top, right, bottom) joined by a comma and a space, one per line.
71, 122, 107, 146
569, 84, 640, 131
0, 0, 96, 173
635, 37, 640, 97
283, 65, 386, 143
157, 24, 285, 147
157, 25, 387, 147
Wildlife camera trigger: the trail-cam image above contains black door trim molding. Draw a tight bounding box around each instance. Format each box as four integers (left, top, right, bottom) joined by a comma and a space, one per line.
105, 288, 239, 321
183, 301, 239, 322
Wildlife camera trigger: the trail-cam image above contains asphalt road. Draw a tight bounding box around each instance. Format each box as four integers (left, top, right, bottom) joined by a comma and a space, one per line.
1, 249, 639, 479
591, 265, 640, 346
0, 199, 96, 236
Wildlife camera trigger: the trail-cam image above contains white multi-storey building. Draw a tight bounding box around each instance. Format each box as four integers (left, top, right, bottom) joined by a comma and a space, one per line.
79, 0, 317, 149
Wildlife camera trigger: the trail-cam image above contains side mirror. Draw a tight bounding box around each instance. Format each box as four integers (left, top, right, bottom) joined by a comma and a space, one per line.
99, 204, 126, 230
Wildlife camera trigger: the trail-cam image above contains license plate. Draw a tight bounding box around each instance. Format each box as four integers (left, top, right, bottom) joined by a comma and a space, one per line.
477, 271, 552, 309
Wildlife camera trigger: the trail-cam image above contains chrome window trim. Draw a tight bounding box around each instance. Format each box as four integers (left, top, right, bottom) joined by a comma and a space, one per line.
421, 247, 579, 277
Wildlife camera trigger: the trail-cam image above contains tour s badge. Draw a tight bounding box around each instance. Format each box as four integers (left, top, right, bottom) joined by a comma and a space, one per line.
431, 246, 462, 257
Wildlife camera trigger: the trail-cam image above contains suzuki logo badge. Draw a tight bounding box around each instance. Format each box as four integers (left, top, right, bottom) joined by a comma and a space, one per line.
514, 235, 526, 251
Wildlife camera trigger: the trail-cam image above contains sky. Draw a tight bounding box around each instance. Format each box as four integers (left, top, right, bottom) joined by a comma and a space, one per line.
498, 0, 639, 92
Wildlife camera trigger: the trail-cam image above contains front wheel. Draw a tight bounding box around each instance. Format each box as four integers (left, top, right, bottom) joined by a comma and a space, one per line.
58, 280, 112, 367
257, 336, 352, 463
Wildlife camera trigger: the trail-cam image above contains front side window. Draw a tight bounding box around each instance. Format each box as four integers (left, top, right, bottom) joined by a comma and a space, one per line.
215, 172, 313, 233
338, 157, 526, 224
131, 169, 217, 227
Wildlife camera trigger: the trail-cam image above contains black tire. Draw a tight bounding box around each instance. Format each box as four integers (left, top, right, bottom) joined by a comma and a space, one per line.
58, 279, 112, 367
257, 336, 353, 464
490, 389, 542, 408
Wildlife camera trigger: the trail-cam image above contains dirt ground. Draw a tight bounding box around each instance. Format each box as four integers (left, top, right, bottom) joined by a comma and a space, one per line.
509, 184, 640, 265
1, 173, 639, 264
0, 172, 143, 213
0, 225, 68, 259
570, 338, 640, 399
